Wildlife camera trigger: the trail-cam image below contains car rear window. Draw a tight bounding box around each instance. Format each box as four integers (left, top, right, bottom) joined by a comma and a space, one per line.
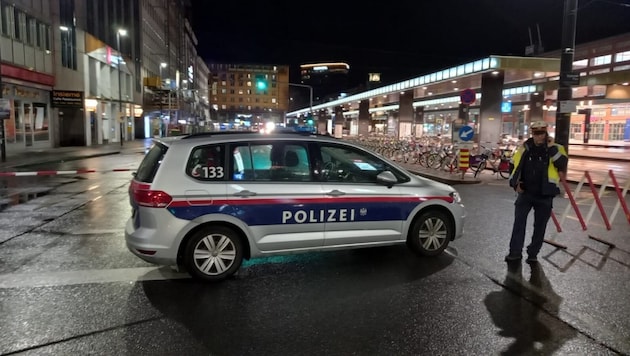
134, 142, 168, 183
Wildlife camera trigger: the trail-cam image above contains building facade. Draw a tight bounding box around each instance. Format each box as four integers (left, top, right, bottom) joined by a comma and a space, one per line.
0, 0, 208, 156
140, 0, 199, 137
287, 33, 630, 145
298, 62, 350, 106
0, 0, 55, 153
208, 63, 290, 131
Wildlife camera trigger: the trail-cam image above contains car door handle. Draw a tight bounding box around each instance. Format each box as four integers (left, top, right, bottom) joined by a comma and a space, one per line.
326, 189, 345, 197
234, 190, 257, 197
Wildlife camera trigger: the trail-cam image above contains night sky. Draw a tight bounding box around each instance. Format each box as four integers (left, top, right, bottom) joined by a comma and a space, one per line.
190, 0, 630, 87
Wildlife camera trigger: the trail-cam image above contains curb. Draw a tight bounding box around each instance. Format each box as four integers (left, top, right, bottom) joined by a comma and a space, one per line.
569, 154, 630, 162
0, 152, 122, 170
405, 168, 482, 185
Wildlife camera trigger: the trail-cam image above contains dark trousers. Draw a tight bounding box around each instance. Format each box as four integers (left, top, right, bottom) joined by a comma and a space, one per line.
509, 193, 553, 257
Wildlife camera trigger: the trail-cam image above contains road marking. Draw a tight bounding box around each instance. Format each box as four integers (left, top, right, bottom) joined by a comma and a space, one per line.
0, 267, 190, 288
0, 169, 133, 177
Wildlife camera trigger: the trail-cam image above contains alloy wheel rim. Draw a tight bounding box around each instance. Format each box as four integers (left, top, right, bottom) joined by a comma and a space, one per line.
193, 234, 237, 275
418, 218, 447, 251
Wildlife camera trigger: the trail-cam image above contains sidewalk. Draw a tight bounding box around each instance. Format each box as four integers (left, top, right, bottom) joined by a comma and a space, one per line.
401, 144, 630, 186
0, 138, 627, 187
0, 139, 153, 170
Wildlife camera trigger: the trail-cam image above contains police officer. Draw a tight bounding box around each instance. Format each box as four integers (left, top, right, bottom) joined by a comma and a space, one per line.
505, 121, 568, 264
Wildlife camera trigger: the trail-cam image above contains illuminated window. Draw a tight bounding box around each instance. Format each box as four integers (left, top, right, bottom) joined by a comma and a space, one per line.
591, 55, 611, 66
614, 51, 630, 62
572, 59, 588, 69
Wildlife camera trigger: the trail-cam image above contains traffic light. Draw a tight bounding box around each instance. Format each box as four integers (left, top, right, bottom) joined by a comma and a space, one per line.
306, 114, 314, 126
256, 80, 267, 90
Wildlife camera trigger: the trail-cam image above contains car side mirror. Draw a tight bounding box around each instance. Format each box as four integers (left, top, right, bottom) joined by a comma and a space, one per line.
376, 171, 397, 188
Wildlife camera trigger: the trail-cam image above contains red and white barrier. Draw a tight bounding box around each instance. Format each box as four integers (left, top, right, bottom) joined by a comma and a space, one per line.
0, 168, 133, 177
546, 169, 630, 249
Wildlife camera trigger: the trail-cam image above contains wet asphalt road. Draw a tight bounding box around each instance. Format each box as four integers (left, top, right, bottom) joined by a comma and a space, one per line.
0, 154, 629, 355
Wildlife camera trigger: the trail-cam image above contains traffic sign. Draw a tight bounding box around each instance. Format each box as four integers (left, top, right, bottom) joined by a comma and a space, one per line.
560, 72, 580, 87
458, 125, 474, 141
460, 88, 476, 105
459, 148, 470, 171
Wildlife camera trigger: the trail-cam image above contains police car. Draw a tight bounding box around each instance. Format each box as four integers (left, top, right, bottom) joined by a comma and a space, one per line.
125, 131, 466, 282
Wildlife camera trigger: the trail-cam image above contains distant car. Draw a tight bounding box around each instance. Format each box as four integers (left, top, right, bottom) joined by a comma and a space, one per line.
125, 131, 466, 282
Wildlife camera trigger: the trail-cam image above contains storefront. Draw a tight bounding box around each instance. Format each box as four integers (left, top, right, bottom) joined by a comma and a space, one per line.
2, 83, 52, 152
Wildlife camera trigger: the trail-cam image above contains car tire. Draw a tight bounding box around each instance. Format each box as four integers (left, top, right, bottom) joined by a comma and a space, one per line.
184, 226, 244, 282
407, 210, 454, 257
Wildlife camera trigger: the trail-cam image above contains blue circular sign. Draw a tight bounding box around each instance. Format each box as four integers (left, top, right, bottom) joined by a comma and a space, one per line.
458, 125, 474, 141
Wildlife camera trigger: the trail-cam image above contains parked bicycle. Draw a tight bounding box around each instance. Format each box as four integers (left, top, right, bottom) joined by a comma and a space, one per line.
472, 146, 512, 179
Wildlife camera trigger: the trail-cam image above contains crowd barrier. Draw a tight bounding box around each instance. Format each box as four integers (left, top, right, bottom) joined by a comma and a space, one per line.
545, 169, 630, 249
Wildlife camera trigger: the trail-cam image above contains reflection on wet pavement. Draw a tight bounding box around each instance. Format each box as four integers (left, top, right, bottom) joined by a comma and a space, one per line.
0, 176, 79, 212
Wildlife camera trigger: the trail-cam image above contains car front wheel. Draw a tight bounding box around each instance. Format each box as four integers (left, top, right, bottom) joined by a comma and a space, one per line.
408, 210, 454, 257
184, 226, 244, 282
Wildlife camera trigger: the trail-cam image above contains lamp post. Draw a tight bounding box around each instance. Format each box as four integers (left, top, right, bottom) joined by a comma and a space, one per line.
116, 28, 127, 146
555, 0, 578, 155
159, 62, 167, 136
288, 83, 313, 125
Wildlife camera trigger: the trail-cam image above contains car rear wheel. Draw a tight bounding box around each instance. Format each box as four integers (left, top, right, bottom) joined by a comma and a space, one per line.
408, 210, 454, 256
184, 226, 244, 282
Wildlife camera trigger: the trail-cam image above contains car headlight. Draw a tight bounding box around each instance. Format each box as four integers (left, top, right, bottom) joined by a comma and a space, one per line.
450, 191, 462, 204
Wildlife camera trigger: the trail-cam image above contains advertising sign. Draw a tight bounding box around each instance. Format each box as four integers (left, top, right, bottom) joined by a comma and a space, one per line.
51, 90, 84, 108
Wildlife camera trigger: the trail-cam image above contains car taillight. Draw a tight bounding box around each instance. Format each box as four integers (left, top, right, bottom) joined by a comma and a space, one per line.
130, 181, 172, 208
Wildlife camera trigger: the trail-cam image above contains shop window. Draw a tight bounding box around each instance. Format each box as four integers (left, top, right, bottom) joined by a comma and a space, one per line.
608, 123, 625, 141
33, 103, 49, 142
589, 123, 604, 140
569, 123, 582, 140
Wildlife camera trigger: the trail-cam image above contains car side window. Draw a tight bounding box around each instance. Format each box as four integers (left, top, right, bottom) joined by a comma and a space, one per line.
230, 142, 312, 182
186, 144, 226, 181
317, 143, 405, 183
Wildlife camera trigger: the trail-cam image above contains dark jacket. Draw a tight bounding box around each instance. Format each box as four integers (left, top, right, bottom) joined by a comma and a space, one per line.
508, 137, 568, 197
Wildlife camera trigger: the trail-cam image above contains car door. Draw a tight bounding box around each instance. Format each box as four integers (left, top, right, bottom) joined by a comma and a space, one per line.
225, 141, 326, 252
315, 142, 406, 246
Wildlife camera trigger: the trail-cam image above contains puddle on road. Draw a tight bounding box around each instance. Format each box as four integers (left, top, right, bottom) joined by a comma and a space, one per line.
0, 189, 51, 212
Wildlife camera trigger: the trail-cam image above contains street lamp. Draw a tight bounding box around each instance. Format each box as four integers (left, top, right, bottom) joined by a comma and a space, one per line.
159, 62, 167, 81
288, 83, 313, 125
116, 28, 127, 146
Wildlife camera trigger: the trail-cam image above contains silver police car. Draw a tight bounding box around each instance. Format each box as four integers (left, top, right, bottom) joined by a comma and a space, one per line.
125, 131, 466, 282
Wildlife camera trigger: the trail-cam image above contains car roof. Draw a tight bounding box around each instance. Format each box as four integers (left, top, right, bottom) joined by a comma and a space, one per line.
156, 130, 340, 147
